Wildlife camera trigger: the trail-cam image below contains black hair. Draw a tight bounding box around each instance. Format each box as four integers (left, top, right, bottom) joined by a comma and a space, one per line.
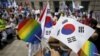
91, 19, 98, 29
37, 14, 40, 17
0, 13, 2, 18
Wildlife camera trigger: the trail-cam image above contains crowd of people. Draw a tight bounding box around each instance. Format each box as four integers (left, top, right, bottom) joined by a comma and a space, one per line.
0, 3, 100, 56
0, 4, 34, 49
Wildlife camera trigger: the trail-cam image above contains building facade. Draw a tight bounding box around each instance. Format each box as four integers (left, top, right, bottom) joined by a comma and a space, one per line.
15, 0, 100, 11
15, 0, 100, 22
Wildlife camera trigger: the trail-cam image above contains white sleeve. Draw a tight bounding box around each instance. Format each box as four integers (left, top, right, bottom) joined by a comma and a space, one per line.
1, 31, 7, 40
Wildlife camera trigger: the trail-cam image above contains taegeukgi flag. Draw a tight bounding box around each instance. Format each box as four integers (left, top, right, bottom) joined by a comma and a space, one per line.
51, 17, 95, 53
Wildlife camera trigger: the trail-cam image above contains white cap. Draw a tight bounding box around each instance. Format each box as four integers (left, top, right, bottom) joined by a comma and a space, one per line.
55, 12, 58, 15
35, 10, 40, 14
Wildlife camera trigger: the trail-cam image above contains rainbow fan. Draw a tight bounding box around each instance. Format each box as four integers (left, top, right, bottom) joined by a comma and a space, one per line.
17, 19, 42, 43
78, 41, 98, 56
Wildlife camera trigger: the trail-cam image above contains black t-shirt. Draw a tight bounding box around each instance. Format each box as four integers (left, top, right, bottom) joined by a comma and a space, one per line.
91, 27, 100, 53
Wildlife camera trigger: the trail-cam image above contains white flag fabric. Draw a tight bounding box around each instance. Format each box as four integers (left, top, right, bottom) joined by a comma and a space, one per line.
44, 27, 52, 40
50, 16, 67, 38
43, 3, 53, 40
51, 17, 95, 53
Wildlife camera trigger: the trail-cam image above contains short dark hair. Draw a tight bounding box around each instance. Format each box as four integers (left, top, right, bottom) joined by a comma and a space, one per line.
0, 13, 2, 18
91, 19, 98, 29
91, 19, 97, 26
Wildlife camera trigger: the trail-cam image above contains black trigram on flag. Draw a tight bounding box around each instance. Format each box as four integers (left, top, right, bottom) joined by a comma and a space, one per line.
47, 9, 50, 14
67, 36, 76, 43
57, 30, 60, 36
46, 30, 51, 35
78, 26, 84, 33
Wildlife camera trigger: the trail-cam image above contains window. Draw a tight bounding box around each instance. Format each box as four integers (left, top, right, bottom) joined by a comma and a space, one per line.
39, 1, 43, 9
81, 1, 90, 11
53, 1, 59, 12
66, 1, 72, 7
66, 1, 72, 11
31, 2, 34, 8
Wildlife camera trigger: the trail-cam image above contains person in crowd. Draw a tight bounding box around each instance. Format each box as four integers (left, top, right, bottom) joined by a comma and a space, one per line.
79, 13, 91, 26
0, 13, 7, 48
35, 49, 60, 56
34, 37, 72, 56
4, 14, 17, 42
89, 18, 100, 53
66, 11, 71, 17
73, 10, 83, 21
26, 41, 41, 56
2, 9, 9, 20
31, 9, 35, 19
36, 13, 40, 20
89, 10, 96, 20
59, 42, 72, 56
16, 14, 24, 24
52, 12, 58, 25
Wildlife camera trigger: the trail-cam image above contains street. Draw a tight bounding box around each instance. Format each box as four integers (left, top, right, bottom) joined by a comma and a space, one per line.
0, 40, 28, 56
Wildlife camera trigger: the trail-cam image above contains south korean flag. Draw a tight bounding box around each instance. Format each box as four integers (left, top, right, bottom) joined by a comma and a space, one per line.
51, 17, 95, 53
43, 3, 53, 40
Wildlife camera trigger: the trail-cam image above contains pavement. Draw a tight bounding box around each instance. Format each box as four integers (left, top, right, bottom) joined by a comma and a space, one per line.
0, 40, 28, 56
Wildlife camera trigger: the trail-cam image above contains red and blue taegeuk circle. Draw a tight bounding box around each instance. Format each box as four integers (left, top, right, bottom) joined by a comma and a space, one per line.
45, 16, 53, 28
61, 24, 75, 35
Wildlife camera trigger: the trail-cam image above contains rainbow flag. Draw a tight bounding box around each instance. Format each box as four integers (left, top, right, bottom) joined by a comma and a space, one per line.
78, 41, 98, 56
17, 19, 42, 43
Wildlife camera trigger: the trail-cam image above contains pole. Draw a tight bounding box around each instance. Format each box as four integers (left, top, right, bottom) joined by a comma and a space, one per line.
35, 34, 51, 50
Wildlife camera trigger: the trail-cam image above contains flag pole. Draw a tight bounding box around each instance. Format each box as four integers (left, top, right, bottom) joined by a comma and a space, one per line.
93, 53, 100, 56
35, 34, 51, 51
